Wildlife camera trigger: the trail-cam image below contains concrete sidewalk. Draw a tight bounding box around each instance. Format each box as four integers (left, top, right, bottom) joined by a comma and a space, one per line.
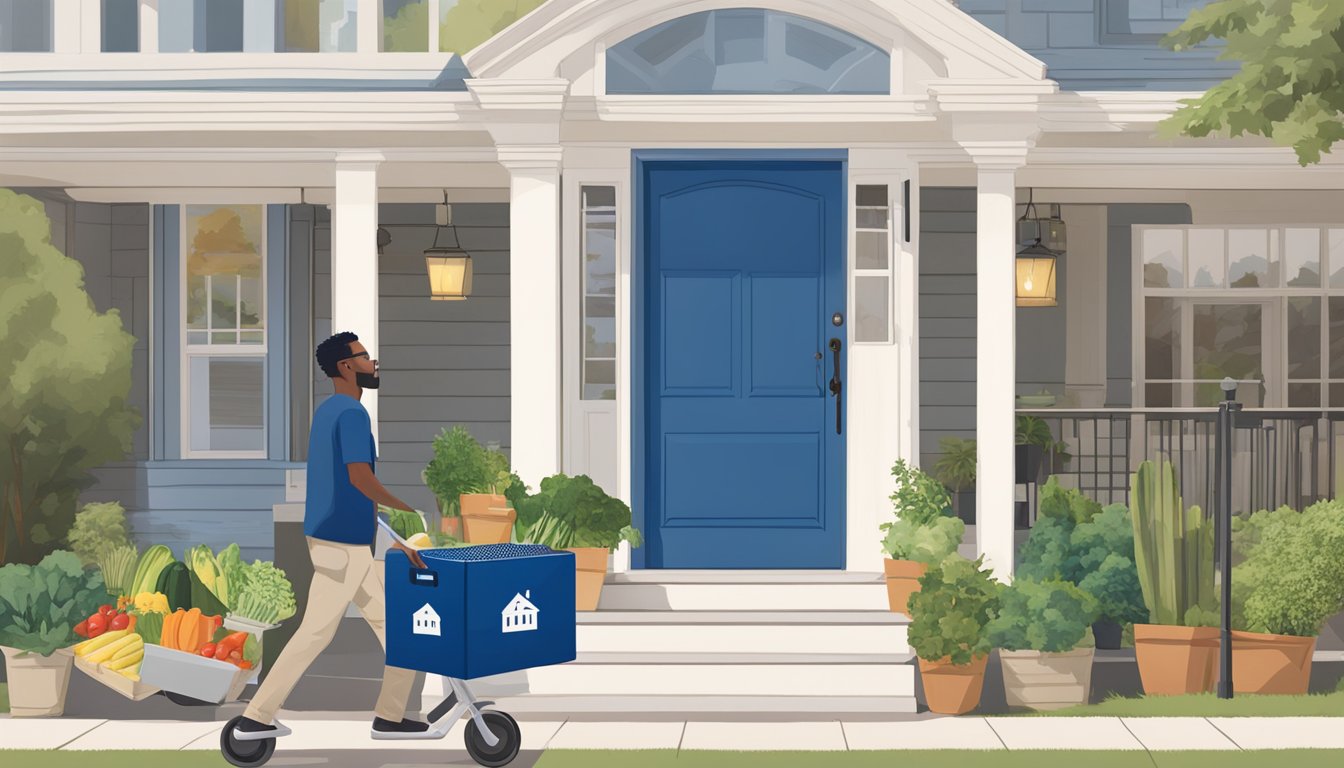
3, 715, 1344, 752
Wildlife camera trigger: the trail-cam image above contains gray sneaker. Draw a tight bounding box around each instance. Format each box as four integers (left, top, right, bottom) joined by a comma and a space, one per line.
232, 717, 292, 741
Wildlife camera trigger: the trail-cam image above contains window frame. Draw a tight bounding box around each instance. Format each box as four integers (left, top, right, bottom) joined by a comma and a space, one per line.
851, 181, 896, 345
579, 184, 619, 401
1099, 0, 1206, 47
179, 204, 270, 459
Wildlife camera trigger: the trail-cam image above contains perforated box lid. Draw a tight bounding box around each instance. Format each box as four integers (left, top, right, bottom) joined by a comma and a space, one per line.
419, 543, 557, 562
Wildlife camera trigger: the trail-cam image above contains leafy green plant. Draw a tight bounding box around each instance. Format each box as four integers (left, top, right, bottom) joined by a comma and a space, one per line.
423, 427, 515, 517
514, 474, 640, 552
1017, 415, 1072, 468
1231, 499, 1344, 637
987, 578, 1099, 653
0, 550, 107, 655
880, 460, 963, 563
932, 437, 977, 494
1130, 459, 1217, 627
1, 190, 141, 566
66, 501, 134, 566
231, 561, 297, 626
907, 554, 1002, 665
381, 505, 426, 541
887, 459, 954, 528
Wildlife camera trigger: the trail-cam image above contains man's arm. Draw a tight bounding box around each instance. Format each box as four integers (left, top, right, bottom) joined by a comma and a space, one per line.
348, 462, 426, 568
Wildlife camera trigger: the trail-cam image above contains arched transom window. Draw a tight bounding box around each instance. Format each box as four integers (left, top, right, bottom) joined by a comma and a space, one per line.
605, 8, 891, 95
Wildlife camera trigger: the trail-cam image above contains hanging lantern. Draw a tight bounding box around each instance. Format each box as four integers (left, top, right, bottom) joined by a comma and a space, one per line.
1016, 240, 1057, 307
424, 200, 473, 301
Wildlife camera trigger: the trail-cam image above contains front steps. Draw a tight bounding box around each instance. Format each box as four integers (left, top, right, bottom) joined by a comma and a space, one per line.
437, 571, 917, 717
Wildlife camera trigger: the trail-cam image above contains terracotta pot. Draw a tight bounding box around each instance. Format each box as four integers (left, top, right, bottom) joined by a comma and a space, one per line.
438, 515, 463, 539
460, 494, 514, 543
1230, 630, 1316, 695
1, 645, 74, 717
567, 547, 609, 611
918, 653, 988, 715
883, 559, 926, 615
1133, 624, 1219, 695
999, 647, 1095, 711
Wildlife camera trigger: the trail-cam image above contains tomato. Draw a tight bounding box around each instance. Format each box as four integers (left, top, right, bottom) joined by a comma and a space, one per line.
109, 613, 130, 631
86, 614, 106, 637
74, 620, 89, 638
98, 605, 114, 617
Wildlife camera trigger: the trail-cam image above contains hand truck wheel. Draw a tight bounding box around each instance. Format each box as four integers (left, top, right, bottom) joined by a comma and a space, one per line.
464, 710, 521, 767
220, 715, 276, 768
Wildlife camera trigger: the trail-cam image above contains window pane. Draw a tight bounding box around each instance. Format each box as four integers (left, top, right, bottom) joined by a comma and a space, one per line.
1287, 297, 1321, 379
1192, 302, 1262, 387
211, 277, 239, 330
1145, 297, 1179, 380
189, 357, 265, 453
1330, 297, 1344, 379
240, 278, 263, 329
585, 297, 615, 358
857, 208, 888, 230
1143, 229, 1183, 288
1288, 383, 1321, 408
1330, 229, 1344, 288
856, 231, 888, 270
187, 274, 208, 329
581, 187, 618, 400
278, 0, 357, 52
186, 204, 264, 343
0, 0, 53, 52
854, 275, 889, 343
583, 189, 616, 297
1187, 229, 1224, 288
856, 186, 887, 207
102, 0, 139, 51
1228, 229, 1277, 288
161, 0, 245, 52
382, 0, 427, 51
583, 360, 616, 401
1285, 228, 1321, 287
1145, 383, 1174, 408
1331, 382, 1344, 408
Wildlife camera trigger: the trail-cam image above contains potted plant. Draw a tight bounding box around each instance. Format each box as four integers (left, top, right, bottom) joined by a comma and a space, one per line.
987, 578, 1099, 710
0, 550, 109, 716
879, 459, 964, 616
424, 426, 517, 543
933, 437, 977, 523
1225, 500, 1344, 694
907, 554, 1002, 715
1130, 459, 1219, 695
514, 474, 642, 610
1015, 415, 1049, 485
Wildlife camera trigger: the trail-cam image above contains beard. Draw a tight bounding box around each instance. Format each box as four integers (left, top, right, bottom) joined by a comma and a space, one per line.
356, 371, 381, 390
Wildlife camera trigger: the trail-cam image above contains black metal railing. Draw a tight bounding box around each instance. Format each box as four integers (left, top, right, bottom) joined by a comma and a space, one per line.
1015, 408, 1344, 520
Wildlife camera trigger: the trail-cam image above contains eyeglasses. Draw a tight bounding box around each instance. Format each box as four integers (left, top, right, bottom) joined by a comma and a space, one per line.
340, 352, 371, 362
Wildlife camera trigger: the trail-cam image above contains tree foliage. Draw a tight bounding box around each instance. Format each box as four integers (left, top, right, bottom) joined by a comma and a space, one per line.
383, 0, 547, 54
1158, 0, 1344, 165
0, 189, 140, 565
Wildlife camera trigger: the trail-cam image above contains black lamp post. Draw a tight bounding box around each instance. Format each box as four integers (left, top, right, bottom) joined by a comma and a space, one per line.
1217, 376, 1241, 699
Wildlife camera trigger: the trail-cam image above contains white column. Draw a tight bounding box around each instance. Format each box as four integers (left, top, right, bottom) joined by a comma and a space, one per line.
974, 163, 1020, 580
426, 0, 440, 52
357, 0, 380, 53
331, 154, 383, 443
79, 0, 101, 51
53, 0, 81, 52
139, 0, 159, 53
501, 147, 563, 490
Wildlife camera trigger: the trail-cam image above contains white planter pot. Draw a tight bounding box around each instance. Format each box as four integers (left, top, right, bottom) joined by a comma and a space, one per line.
1, 645, 75, 717
999, 647, 1095, 711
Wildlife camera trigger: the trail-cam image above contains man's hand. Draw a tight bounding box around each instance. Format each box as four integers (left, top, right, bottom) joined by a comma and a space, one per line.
392, 541, 427, 570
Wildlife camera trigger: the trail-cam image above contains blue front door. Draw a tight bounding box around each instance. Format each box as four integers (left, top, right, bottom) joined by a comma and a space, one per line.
642, 159, 846, 568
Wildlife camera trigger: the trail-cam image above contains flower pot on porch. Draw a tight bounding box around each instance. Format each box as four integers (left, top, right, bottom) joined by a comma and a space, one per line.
999, 647, 1095, 711
918, 653, 988, 715
567, 547, 609, 611
1015, 444, 1045, 485
1230, 630, 1316, 695
1, 645, 74, 717
1092, 620, 1123, 650
954, 489, 976, 525
1133, 624, 1219, 695
883, 559, 926, 616
460, 494, 514, 543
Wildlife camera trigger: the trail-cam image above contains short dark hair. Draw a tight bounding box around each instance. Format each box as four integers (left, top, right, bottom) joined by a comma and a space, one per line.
316, 331, 359, 378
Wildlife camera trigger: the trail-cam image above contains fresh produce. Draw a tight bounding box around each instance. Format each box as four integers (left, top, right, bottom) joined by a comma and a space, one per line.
0, 551, 108, 656
96, 544, 139, 599
384, 507, 427, 541
74, 604, 136, 638
158, 607, 221, 652
74, 629, 145, 679
231, 561, 297, 625
132, 591, 170, 615
406, 532, 432, 549
154, 561, 193, 612
73, 628, 129, 656
215, 543, 244, 609
130, 545, 175, 598
189, 568, 230, 617
133, 610, 164, 645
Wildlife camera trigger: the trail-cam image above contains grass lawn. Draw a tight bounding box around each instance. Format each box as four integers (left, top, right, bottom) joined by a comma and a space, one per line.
0, 752, 1340, 768
1028, 690, 1344, 717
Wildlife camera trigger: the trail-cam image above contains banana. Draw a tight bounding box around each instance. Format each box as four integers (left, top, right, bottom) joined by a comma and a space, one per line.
87, 634, 138, 664
75, 629, 129, 657
105, 650, 144, 671
110, 635, 144, 661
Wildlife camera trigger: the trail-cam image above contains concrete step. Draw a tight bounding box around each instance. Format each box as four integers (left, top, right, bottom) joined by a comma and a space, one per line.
598, 573, 890, 611
576, 611, 909, 655
479, 694, 919, 718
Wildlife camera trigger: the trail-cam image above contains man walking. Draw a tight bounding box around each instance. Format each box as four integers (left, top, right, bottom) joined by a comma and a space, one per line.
234, 331, 431, 740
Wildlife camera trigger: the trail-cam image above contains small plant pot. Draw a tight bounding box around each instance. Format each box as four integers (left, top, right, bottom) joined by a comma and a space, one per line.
1, 645, 74, 717
439, 515, 463, 539
1133, 624, 1218, 695
567, 547, 609, 611
954, 490, 976, 525
460, 494, 514, 543
883, 559, 926, 616
918, 653, 988, 715
999, 647, 1095, 711
1230, 630, 1316, 695
1092, 620, 1123, 650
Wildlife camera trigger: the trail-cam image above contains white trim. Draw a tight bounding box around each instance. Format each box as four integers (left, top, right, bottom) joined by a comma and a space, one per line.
139, 0, 159, 54
427, 0, 441, 53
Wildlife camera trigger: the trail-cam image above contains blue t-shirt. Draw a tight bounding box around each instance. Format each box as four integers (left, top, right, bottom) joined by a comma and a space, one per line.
304, 394, 377, 545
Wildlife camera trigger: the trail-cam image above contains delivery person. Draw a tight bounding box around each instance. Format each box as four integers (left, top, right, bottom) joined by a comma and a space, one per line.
234, 331, 431, 741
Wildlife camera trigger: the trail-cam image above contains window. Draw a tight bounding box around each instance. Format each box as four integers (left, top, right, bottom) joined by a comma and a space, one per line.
277, 0, 358, 52
1138, 226, 1344, 409
158, 0, 244, 52
102, 0, 139, 52
1101, 0, 1207, 44
183, 205, 267, 456
0, 0, 52, 52
606, 9, 889, 95
581, 187, 617, 400
854, 185, 893, 344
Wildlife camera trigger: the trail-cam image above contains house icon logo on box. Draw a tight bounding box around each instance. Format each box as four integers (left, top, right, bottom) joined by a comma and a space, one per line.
501, 590, 539, 634
413, 603, 441, 637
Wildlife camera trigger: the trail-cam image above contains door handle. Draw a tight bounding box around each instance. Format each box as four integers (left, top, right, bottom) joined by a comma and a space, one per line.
828, 338, 842, 435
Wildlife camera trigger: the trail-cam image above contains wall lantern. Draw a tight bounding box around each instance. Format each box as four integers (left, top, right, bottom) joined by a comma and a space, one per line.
425, 198, 472, 301
1016, 189, 1063, 308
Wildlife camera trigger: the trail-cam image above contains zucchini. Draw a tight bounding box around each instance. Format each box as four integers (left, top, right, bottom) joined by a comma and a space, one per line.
154, 561, 193, 612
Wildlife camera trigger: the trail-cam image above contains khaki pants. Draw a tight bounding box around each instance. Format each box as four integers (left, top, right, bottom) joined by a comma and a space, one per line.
243, 536, 417, 724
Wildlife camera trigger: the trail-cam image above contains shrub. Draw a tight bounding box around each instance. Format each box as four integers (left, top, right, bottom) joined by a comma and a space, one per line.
1233, 499, 1344, 637
881, 460, 963, 563
907, 554, 1003, 665
987, 578, 1099, 653
888, 459, 953, 528
66, 501, 134, 566
0, 550, 107, 655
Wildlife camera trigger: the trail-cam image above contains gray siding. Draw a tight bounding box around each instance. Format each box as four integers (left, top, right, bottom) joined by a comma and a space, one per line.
309, 203, 511, 515
960, 0, 1240, 90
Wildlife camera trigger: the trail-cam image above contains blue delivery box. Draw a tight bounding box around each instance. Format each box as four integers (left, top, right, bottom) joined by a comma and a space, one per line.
385, 544, 576, 680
